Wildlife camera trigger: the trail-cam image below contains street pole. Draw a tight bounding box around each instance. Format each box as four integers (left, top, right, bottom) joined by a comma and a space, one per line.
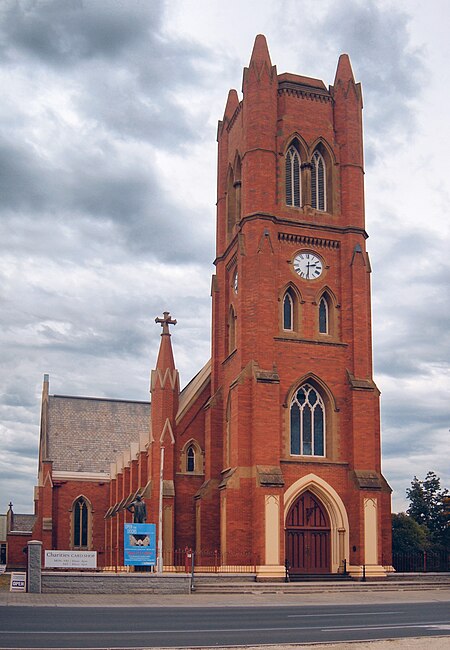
157, 446, 165, 573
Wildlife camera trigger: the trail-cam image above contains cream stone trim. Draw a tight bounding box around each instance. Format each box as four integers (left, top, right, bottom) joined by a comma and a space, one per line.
180, 439, 204, 475
284, 473, 349, 573
151, 368, 179, 391
163, 504, 173, 554
256, 564, 285, 579
53, 471, 110, 482
265, 495, 280, 565
160, 418, 175, 444
364, 497, 378, 565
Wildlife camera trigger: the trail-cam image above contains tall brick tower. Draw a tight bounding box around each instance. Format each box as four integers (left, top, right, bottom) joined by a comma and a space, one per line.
196, 35, 391, 578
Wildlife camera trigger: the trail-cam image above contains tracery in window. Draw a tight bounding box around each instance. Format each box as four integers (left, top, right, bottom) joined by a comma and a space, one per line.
286, 145, 302, 207
186, 445, 195, 472
72, 496, 89, 548
181, 440, 203, 474
290, 383, 325, 456
311, 150, 326, 211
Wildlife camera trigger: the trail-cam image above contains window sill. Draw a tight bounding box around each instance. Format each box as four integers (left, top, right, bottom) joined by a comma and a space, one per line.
275, 335, 346, 347
281, 458, 349, 466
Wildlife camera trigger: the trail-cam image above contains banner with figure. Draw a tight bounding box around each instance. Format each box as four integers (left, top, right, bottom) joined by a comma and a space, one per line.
124, 523, 156, 566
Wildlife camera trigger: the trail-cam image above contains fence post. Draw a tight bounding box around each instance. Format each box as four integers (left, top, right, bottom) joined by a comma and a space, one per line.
284, 558, 290, 583
423, 550, 427, 573
27, 540, 42, 594
362, 564, 366, 582
190, 551, 195, 592
214, 549, 218, 573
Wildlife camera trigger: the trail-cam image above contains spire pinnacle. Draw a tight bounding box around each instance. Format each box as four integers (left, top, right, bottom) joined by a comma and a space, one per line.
334, 53, 355, 85
249, 34, 272, 68
223, 89, 239, 121
154, 312, 177, 373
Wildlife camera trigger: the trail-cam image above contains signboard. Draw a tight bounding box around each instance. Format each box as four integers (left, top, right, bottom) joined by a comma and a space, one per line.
45, 550, 97, 569
0, 564, 6, 574
124, 523, 156, 566
10, 572, 26, 592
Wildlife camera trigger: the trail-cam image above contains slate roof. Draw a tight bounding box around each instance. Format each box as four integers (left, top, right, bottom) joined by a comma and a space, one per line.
47, 395, 150, 473
10, 514, 36, 533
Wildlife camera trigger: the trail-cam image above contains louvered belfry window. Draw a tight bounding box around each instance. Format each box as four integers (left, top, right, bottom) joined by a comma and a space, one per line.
311, 150, 326, 211
286, 146, 301, 207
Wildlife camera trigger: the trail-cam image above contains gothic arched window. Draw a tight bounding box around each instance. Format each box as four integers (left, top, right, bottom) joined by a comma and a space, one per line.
187, 445, 195, 472
283, 290, 294, 331
228, 305, 236, 354
72, 497, 89, 548
311, 150, 326, 211
286, 145, 301, 207
319, 296, 329, 334
290, 383, 325, 456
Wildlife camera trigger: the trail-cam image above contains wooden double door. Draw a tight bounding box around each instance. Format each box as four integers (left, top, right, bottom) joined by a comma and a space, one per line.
286, 490, 331, 574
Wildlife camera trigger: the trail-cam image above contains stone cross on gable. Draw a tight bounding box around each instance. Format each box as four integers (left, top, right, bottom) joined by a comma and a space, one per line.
155, 311, 177, 335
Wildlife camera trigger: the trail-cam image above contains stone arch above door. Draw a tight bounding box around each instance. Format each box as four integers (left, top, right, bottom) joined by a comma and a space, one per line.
284, 474, 349, 573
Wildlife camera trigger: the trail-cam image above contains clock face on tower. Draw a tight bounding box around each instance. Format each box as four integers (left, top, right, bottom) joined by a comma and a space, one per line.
293, 251, 324, 280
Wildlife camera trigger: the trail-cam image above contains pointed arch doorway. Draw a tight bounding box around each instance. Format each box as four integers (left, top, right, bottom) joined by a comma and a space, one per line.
286, 490, 331, 574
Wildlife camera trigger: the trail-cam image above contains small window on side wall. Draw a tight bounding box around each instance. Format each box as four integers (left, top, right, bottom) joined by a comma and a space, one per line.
187, 445, 195, 472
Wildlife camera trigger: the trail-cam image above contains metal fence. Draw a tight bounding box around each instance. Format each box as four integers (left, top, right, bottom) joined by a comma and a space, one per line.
390, 551, 449, 572
165, 548, 256, 573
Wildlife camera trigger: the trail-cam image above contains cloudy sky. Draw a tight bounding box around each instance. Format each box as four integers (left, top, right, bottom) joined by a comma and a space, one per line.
0, 0, 448, 515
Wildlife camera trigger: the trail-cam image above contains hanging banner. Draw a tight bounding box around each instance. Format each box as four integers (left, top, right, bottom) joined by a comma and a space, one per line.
124, 523, 156, 566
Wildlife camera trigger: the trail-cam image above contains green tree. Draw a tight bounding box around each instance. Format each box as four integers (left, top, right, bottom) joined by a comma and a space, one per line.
392, 513, 428, 553
406, 471, 449, 550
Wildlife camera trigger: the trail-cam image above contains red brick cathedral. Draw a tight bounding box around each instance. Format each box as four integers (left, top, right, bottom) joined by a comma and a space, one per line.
32, 36, 392, 578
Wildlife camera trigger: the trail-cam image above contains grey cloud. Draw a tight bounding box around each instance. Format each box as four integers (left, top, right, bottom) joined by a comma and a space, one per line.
1, 0, 162, 66
276, 0, 425, 164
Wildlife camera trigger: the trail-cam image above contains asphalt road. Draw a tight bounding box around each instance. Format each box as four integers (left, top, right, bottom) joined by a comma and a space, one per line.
0, 601, 449, 648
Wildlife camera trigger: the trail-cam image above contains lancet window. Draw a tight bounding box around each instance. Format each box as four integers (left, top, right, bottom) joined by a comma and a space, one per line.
283, 290, 294, 331
187, 445, 195, 472
319, 296, 329, 334
72, 496, 89, 548
311, 150, 326, 211
286, 145, 302, 207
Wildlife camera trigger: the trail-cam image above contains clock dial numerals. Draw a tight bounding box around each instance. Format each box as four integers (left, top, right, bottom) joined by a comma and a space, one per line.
293, 252, 324, 280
